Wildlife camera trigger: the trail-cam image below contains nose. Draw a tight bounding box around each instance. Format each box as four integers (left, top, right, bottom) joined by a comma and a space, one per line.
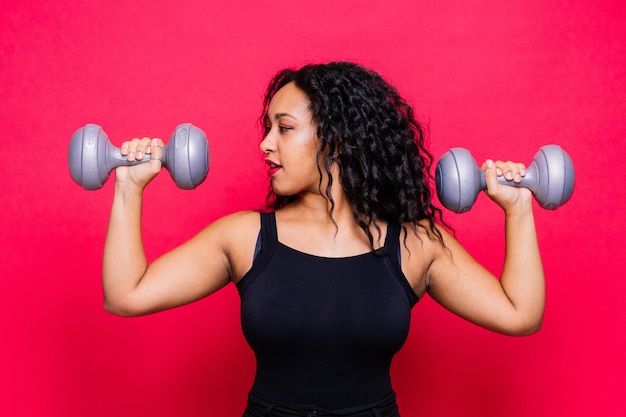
260, 130, 275, 153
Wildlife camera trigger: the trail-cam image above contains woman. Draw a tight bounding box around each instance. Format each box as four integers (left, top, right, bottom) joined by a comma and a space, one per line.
103, 62, 544, 416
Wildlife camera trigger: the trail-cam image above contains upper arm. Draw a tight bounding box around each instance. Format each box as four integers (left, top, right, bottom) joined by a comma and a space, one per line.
425, 227, 528, 335
109, 210, 260, 316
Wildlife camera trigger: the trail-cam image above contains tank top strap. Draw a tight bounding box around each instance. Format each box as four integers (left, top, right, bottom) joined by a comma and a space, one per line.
237, 211, 278, 296
262, 211, 279, 245
383, 222, 420, 306
383, 222, 402, 257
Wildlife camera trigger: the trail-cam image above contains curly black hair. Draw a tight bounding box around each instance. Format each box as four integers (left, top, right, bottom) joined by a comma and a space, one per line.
260, 61, 445, 248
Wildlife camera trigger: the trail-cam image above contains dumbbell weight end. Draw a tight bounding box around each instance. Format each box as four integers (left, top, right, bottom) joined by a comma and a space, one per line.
68, 124, 112, 190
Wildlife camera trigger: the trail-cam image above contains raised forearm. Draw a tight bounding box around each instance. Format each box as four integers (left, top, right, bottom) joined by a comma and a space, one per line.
102, 183, 148, 313
500, 203, 545, 334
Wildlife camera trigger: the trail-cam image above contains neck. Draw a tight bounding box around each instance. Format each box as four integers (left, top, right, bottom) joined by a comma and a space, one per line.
293, 161, 356, 221
278, 188, 387, 253
295, 186, 354, 223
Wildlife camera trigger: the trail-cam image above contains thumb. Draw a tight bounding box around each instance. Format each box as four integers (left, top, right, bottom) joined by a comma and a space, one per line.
482, 159, 500, 195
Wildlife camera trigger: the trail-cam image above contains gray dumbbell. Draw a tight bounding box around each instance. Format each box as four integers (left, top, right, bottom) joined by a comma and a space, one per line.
436, 144, 575, 213
68, 123, 210, 190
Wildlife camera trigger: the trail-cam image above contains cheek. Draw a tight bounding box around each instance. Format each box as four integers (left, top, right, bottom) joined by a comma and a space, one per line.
289, 136, 320, 164
304, 133, 323, 161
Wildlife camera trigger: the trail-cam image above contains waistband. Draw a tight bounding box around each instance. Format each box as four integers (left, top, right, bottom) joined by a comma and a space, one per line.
243, 390, 399, 417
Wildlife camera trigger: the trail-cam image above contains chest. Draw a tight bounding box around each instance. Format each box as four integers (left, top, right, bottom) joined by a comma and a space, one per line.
239, 245, 415, 353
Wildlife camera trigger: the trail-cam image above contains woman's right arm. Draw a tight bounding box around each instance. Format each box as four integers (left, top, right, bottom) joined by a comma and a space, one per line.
102, 137, 257, 317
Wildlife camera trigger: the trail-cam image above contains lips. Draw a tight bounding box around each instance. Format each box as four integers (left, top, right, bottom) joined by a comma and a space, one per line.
265, 158, 282, 177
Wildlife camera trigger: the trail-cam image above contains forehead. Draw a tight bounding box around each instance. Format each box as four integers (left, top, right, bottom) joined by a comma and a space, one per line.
268, 82, 312, 117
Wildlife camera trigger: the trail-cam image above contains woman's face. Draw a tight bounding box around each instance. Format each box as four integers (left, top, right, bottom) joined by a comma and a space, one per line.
260, 82, 325, 197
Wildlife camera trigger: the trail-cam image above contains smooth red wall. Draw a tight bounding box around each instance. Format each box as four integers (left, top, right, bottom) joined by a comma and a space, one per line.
1, 1, 624, 416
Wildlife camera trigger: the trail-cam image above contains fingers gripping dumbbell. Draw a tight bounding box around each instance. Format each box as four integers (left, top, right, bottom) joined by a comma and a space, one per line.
436, 145, 575, 213
68, 123, 210, 190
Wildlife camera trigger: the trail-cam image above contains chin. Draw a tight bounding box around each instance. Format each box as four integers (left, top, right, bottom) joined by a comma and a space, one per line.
271, 185, 296, 198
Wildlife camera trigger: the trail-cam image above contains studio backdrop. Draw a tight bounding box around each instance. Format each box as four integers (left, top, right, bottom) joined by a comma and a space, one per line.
0, 1, 624, 416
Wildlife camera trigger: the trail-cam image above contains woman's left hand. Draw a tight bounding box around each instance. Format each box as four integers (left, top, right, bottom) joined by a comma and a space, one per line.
481, 159, 533, 212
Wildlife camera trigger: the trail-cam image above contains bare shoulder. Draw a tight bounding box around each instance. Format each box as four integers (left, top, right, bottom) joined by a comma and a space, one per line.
398, 219, 449, 298
197, 210, 261, 251
198, 210, 261, 282
208, 209, 261, 232
401, 219, 450, 255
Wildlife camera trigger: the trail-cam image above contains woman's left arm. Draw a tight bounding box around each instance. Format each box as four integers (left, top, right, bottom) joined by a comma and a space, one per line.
426, 159, 545, 336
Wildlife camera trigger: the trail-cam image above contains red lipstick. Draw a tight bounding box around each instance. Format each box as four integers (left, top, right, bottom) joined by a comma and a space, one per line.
265, 158, 282, 177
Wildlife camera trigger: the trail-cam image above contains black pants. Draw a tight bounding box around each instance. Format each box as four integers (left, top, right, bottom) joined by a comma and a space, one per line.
242, 390, 400, 417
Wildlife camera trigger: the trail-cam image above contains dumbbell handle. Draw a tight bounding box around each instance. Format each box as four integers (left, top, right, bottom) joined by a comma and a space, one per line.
478, 161, 539, 193
86, 122, 191, 169
105, 140, 170, 167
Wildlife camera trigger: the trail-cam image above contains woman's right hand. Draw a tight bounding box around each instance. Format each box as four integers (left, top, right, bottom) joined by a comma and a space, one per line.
116, 137, 165, 190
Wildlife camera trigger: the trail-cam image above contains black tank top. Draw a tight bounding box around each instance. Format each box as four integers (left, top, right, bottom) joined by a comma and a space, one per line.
237, 212, 418, 410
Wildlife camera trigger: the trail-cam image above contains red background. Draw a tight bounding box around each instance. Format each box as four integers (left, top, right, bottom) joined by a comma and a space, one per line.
1, 1, 624, 416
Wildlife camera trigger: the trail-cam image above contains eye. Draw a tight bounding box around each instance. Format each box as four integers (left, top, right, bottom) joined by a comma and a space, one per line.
279, 125, 293, 133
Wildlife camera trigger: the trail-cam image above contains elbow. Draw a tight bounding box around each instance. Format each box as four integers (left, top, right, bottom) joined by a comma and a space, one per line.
507, 316, 543, 336
103, 296, 142, 317
517, 321, 543, 336
103, 299, 129, 317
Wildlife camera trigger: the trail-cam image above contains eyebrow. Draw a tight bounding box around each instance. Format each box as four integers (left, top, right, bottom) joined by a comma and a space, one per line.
273, 112, 299, 121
